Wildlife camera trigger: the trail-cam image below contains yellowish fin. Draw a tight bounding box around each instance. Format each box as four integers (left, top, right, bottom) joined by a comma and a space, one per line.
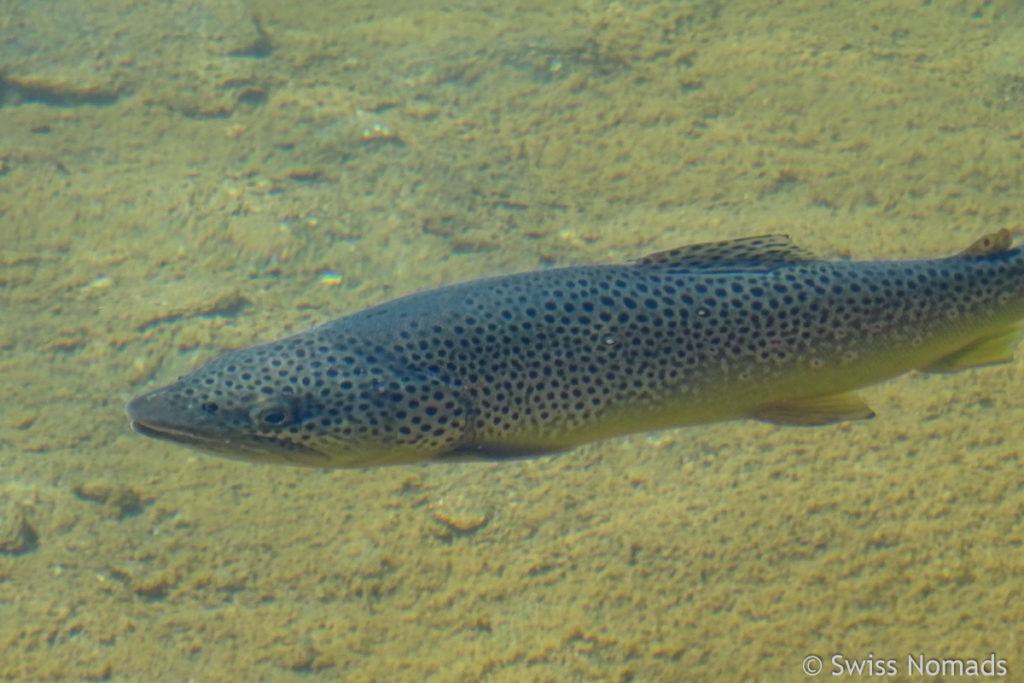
921, 323, 1023, 373
752, 392, 875, 426
956, 228, 1013, 258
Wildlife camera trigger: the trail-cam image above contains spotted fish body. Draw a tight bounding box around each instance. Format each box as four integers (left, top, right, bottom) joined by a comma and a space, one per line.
126, 230, 1024, 468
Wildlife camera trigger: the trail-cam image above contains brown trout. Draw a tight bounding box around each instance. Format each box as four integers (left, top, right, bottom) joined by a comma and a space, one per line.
126, 230, 1024, 467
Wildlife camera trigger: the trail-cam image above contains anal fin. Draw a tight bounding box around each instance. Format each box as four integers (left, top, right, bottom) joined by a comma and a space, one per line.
920, 324, 1023, 373
753, 392, 875, 426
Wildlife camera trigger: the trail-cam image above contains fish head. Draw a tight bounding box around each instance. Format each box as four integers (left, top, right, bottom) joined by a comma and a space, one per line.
126, 335, 470, 467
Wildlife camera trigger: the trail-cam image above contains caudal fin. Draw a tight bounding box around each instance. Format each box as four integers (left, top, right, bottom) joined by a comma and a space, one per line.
920, 323, 1023, 373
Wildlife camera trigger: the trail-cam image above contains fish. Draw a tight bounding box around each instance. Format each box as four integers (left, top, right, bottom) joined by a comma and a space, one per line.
125, 229, 1024, 468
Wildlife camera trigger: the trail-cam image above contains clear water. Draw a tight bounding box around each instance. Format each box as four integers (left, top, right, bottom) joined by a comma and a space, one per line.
1, 0, 1022, 679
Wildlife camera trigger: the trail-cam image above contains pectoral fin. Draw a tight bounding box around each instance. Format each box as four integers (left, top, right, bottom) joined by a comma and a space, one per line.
436, 443, 569, 462
753, 392, 875, 426
920, 324, 1022, 373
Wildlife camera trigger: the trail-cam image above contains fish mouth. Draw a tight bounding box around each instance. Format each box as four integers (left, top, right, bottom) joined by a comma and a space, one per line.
126, 400, 328, 466
129, 418, 230, 450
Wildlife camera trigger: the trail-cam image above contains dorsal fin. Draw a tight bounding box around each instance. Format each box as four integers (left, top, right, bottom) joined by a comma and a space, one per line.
635, 234, 817, 271
956, 228, 1013, 258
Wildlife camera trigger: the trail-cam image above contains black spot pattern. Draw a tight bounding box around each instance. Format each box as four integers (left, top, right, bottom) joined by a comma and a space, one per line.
132, 239, 1024, 466
153, 329, 470, 465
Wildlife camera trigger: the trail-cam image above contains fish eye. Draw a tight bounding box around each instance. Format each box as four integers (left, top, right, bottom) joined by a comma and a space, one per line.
250, 403, 293, 428
261, 410, 286, 425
